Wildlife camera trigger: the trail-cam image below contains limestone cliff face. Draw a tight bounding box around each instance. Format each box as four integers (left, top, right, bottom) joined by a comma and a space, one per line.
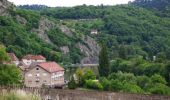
0, 0, 12, 16
31, 17, 55, 45
76, 36, 100, 64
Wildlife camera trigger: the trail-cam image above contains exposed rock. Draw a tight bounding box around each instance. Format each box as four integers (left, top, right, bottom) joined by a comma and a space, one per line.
31, 17, 55, 45
59, 25, 73, 37
0, 0, 12, 16
76, 35, 100, 64
16, 15, 27, 25
60, 46, 70, 54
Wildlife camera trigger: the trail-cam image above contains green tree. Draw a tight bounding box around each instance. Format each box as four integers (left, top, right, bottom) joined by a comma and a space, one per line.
0, 45, 9, 63
85, 79, 103, 90
82, 69, 96, 83
0, 64, 21, 85
99, 43, 110, 77
165, 62, 170, 86
68, 76, 77, 89
151, 74, 167, 85
99, 77, 111, 91
75, 68, 84, 86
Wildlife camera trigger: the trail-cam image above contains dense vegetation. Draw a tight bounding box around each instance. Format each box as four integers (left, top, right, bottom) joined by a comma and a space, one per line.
1, 0, 170, 95
0, 45, 21, 85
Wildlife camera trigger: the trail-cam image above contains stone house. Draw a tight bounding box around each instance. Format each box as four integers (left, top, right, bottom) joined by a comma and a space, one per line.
22, 54, 46, 66
24, 62, 65, 87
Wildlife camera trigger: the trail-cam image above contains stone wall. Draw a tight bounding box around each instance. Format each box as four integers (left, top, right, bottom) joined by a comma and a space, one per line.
0, 87, 170, 100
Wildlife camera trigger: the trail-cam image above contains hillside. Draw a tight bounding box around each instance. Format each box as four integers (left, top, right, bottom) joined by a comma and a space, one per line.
0, 0, 100, 64
1, 0, 170, 64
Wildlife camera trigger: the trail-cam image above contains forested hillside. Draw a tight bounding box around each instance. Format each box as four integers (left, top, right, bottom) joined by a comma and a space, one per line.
1, 0, 170, 95
1, 0, 170, 63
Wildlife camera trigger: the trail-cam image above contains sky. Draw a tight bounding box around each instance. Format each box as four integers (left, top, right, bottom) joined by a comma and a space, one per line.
8, 0, 134, 7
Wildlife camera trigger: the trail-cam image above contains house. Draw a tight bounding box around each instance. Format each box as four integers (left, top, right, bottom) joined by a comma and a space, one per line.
24, 62, 65, 87
90, 29, 98, 35
22, 55, 46, 66
7, 53, 19, 66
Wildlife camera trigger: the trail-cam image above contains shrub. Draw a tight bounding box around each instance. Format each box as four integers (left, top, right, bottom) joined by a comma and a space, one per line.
85, 80, 103, 90
149, 83, 170, 95
68, 76, 77, 89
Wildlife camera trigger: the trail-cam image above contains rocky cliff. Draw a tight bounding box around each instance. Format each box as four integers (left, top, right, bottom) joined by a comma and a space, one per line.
0, 0, 12, 16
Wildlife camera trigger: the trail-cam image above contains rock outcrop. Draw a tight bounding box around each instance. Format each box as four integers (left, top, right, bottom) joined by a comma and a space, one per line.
77, 36, 100, 64
0, 0, 12, 16
31, 17, 55, 45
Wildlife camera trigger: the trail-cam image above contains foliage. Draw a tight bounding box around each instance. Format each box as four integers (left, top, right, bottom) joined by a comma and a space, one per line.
85, 79, 103, 90
0, 64, 21, 85
164, 62, 170, 85
99, 77, 111, 91
75, 68, 84, 86
82, 69, 96, 83
99, 43, 110, 77
0, 45, 9, 63
68, 76, 77, 89
0, 90, 40, 100
151, 74, 167, 84
148, 83, 170, 95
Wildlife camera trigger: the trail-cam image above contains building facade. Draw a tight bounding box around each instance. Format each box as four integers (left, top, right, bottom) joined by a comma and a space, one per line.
24, 62, 65, 87
22, 55, 46, 66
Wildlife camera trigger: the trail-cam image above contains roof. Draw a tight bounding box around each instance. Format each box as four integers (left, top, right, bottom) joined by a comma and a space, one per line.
22, 54, 46, 60
7, 53, 19, 61
18, 61, 29, 71
37, 62, 64, 73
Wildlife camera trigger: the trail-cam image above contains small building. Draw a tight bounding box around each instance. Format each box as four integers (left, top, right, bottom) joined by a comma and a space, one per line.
91, 29, 98, 35
22, 55, 46, 66
7, 53, 19, 66
24, 62, 65, 88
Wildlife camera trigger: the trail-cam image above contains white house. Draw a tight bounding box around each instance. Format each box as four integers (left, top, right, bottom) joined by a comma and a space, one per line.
22, 54, 46, 66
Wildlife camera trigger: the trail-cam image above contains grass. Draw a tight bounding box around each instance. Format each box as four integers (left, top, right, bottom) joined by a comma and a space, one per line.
0, 90, 41, 100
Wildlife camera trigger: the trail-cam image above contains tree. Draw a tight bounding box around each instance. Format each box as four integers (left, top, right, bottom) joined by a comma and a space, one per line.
0, 45, 9, 63
0, 64, 21, 85
85, 79, 103, 90
99, 43, 110, 77
68, 76, 77, 89
75, 68, 84, 86
82, 69, 96, 83
151, 74, 167, 85
165, 62, 170, 86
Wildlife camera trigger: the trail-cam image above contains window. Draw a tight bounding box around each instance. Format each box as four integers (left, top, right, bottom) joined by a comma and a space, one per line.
28, 80, 32, 84
28, 74, 32, 77
35, 80, 39, 83
36, 73, 40, 77
36, 68, 39, 70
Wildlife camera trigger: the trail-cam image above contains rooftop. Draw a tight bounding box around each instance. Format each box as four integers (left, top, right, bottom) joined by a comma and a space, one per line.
22, 54, 46, 60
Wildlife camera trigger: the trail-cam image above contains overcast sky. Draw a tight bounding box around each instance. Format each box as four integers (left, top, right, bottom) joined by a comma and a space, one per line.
8, 0, 134, 7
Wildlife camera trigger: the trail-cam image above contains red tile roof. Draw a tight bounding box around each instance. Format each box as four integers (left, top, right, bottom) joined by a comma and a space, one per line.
22, 55, 46, 60
7, 53, 19, 61
38, 62, 64, 73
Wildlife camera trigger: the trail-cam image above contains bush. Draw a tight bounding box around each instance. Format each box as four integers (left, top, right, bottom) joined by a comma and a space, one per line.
149, 83, 170, 95
68, 76, 77, 89
85, 80, 103, 90
122, 82, 144, 93
110, 79, 124, 92
99, 77, 111, 91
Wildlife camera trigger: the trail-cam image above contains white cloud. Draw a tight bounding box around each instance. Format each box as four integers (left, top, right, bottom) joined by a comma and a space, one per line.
8, 0, 134, 7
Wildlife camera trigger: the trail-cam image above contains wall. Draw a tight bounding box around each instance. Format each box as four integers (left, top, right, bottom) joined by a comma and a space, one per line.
0, 87, 170, 100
